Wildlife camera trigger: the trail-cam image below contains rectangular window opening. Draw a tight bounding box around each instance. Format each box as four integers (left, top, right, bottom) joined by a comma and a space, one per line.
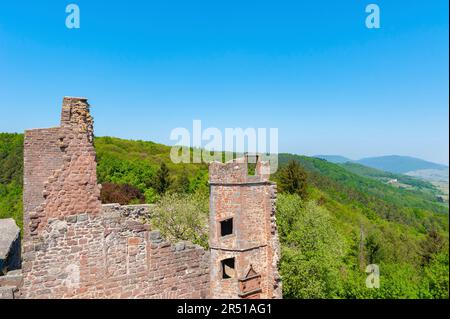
220, 218, 233, 236
247, 155, 258, 176
221, 258, 235, 279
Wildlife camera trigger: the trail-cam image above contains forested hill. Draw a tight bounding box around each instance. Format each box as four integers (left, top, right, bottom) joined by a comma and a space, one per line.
277, 153, 448, 232
1, 133, 448, 298
339, 161, 437, 190
313, 154, 448, 174
356, 155, 448, 174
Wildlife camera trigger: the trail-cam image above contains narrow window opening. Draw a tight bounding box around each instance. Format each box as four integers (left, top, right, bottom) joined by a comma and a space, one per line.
247, 155, 258, 176
220, 218, 233, 236
221, 258, 235, 279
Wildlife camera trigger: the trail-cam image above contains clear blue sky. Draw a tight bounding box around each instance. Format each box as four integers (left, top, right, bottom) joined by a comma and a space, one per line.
0, 1, 448, 164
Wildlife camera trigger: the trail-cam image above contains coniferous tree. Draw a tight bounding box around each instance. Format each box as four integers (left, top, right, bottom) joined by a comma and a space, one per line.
154, 162, 171, 195
278, 160, 308, 199
420, 228, 445, 265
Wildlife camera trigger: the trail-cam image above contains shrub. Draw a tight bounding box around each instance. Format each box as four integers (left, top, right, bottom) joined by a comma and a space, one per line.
150, 193, 209, 248
100, 183, 145, 205
144, 187, 160, 204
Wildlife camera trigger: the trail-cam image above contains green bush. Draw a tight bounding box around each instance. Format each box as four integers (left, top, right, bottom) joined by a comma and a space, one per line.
144, 187, 160, 204
149, 193, 209, 248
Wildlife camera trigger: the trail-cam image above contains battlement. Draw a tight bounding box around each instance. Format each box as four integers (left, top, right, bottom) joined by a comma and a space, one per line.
209, 154, 272, 185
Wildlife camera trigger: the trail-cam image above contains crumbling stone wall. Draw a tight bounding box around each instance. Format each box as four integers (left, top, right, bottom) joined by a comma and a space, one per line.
21, 98, 209, 299
20, 204, 209, 299
24, 97, 101, 237
209, 156, 282, 299
23, 127, 64, 239
20, 96, 281, 299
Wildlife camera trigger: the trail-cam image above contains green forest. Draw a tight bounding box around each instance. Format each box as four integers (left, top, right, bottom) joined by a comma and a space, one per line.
0, 133, 448, 298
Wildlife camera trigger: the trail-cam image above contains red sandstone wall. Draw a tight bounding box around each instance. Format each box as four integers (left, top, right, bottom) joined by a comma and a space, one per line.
209, 156, 282, 299
20, 206, 209, 299
23, 127, 64, 239
21, 97, 209, 299
23, 98, 101, 238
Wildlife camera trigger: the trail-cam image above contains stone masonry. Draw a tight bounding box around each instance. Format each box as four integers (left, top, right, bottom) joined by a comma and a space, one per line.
0, 218, 21, 274
209, 156, 282, 299
16, 96, 281, 299
0, 218, 22, 299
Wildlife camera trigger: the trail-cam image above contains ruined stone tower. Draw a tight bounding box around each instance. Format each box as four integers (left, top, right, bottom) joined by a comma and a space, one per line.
209, 155, 282, 299
14, 96, 281, 299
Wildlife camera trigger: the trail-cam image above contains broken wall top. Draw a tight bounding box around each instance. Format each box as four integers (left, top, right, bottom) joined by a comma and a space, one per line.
209, 155, 273, 184
23, 97, 101, 237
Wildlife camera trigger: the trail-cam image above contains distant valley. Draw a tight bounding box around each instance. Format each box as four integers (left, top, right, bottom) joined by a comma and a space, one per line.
314, 154, 449, 203
406, 168, 449, 183
315, 154, 448, 181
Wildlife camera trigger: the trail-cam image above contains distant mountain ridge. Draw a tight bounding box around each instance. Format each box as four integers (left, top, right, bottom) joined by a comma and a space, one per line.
356, 155, 448, 174
314, 154, 448, 175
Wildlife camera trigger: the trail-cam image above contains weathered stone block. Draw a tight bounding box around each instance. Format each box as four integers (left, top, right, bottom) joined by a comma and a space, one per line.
0, 218, 21, 275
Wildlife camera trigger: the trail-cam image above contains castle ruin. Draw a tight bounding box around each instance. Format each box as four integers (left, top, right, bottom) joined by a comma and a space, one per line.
3, 97, 281, 299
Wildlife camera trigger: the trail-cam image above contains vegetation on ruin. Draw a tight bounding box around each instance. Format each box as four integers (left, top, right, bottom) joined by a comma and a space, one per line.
0, 133, 448, 298
148, 192, 209, 248
100, 183, 145, 205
